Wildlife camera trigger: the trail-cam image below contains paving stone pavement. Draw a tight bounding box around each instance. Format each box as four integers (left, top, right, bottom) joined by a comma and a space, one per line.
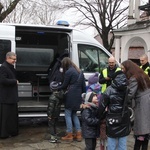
0, 118, 149, 150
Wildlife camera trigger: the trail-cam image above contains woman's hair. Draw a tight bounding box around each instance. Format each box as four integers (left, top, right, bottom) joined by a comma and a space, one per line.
121, 60, 150, 91
61, 57, 80, 73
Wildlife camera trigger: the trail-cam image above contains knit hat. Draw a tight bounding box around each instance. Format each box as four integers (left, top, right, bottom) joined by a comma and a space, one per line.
88, 72, 99, 86
82, 92, 97, 104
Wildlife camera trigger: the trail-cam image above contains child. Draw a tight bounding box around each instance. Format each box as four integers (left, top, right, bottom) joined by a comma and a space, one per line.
47, 81, 64, 143
87, 72, 107, 150
81, 92, 100, 150
87, 72, 101, 101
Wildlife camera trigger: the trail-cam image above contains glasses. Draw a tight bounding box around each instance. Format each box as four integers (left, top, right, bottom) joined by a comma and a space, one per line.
9, 57, 17, 61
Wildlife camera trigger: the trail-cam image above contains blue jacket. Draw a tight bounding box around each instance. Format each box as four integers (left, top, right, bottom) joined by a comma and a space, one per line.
58, 66, 86, 110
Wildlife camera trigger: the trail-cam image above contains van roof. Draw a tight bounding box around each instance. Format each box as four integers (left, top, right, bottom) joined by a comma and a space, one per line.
0, 22, 111, 56
0, 22, 73, 31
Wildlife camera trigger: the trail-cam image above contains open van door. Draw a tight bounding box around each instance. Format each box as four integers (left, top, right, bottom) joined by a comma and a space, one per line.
0, 25, 15, 65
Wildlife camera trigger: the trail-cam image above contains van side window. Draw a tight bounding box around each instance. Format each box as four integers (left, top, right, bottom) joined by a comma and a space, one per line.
78, 44, 109, 73
0, 40, 11, 64
16, 48, 54, 72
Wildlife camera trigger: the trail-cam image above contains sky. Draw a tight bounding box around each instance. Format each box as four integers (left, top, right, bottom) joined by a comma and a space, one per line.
59, 8, 95, 36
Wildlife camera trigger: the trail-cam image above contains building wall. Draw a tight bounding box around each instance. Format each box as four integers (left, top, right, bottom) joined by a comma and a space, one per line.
94, 33, 145, 62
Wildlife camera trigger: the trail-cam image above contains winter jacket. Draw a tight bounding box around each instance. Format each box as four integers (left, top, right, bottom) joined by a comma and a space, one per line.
47, 90, 64, 118
81, 104, 100, 138
57, 66, 86, 110
128, 77, 150, 135
0, 61, 18, 103
99, 65, 121, 93
99, 71, 131, 138
48, 51, 68, 83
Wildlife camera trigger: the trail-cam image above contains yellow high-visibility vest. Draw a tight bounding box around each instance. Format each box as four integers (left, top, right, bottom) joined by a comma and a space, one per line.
101, 67, 121, 93
140, 65, 150, 75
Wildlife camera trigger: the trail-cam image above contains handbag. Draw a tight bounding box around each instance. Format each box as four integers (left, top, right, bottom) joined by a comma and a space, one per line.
106, 113, 122, 125
106, 88, 129, 126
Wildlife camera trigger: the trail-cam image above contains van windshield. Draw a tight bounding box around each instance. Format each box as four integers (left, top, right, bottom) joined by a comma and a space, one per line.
78, 44, 109, 73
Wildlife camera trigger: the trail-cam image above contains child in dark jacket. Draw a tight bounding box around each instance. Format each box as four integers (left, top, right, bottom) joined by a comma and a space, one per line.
81, 92, 100, 150
47, 81, 64, 143
87, 72, 107, 150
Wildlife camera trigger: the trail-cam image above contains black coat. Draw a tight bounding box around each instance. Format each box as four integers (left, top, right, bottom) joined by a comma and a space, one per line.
99, 71, 131, 138
0, 61, 18, 103
58, 66, 86, 110
81, 105, 100, 138
48, 51, 68, 83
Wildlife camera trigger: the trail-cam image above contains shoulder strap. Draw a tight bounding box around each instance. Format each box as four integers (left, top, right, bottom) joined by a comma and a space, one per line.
77, 72, 82, 82
122, 87, 129, 117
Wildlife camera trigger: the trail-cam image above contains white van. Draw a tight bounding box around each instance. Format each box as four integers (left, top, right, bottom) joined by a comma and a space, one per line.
0, 22, 112, 117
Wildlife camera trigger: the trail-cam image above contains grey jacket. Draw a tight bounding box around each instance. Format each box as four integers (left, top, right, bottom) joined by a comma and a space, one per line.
128, 77, 150, 135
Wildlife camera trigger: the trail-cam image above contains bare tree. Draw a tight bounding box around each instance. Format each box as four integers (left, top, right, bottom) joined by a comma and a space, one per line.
31, 0, 66, 25
4, 0, 67, 25
0, 0, 129, 52
0, 0, 21, 22
60, 0, 129, 52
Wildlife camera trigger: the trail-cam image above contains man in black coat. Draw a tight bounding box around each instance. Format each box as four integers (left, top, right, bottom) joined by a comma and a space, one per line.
0, 52, 19, 138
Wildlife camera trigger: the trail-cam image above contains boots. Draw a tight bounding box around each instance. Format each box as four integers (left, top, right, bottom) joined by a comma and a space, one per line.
73, 131, 82, 142
61, 132, 73, 142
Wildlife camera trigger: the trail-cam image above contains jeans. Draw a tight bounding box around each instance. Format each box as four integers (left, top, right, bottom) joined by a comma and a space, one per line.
65, 108, 81, 133
107, 136, 127, 150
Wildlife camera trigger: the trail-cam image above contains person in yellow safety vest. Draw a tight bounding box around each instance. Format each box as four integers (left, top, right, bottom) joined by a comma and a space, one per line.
140, 54, 150, 77
99, 57, 121, 93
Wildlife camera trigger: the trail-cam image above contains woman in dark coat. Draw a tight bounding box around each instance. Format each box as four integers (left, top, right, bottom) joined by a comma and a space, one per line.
0, 52, 19, 138
99, 70, 131, 150
57, 57, 86, 142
